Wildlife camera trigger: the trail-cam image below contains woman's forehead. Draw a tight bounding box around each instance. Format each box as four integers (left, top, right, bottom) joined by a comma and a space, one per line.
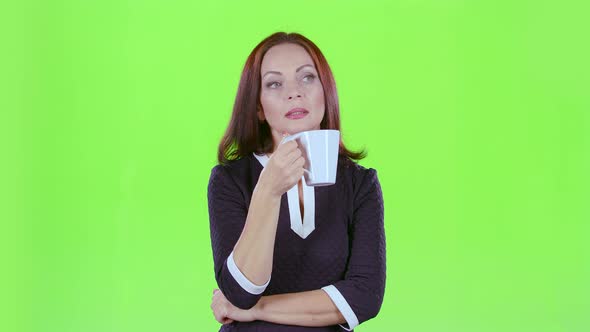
261, 44, 315, 73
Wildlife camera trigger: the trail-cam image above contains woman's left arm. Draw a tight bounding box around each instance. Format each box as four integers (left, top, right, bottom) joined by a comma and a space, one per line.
320, 168, 386, 330
254, 289, 345, 326
211, 288, 345, 327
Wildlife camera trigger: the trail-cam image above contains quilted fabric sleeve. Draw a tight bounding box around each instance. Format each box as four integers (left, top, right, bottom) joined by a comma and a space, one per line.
322, 168, 386, 330
207, 164, 268, 309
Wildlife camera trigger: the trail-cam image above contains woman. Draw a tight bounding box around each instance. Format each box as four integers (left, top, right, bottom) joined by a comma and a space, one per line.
208, 32, 386, 331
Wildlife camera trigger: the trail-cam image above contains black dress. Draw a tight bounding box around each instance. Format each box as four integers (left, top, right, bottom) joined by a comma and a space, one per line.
208, 153, 386, 331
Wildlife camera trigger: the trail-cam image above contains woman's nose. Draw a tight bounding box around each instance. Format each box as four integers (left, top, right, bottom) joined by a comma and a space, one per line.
285, 82, 303, 100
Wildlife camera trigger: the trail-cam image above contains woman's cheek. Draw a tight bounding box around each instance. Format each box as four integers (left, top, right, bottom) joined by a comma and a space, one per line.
312, 89, 325, 118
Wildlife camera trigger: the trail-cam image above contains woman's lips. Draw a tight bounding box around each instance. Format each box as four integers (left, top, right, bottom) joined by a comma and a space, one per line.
285, 108, 309, 119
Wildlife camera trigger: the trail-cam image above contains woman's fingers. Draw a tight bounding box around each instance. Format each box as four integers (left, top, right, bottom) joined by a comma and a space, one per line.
212, 302, 227, 324
280, 152, 306, 188
285, 155, 306, 176
275, 141, 305, 172
211, 289, 235, 324
275, 140, 299, 162
211, 302, 221, 322
260, 139, 309, 196
211, 291, 225, 323
283, 144, 303, 165
212, 290, 225, 308
222, 318, 234, 325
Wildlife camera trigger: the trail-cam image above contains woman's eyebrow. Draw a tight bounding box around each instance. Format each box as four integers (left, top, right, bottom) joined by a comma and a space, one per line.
295, 64, 315, 72
262, 64, 315, 78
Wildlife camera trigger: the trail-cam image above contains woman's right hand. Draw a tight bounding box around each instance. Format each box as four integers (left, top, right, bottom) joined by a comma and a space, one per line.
257, 139, 306, 198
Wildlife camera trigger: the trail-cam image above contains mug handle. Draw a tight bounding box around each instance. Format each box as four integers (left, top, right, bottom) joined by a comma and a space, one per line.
280, 133, 311, 176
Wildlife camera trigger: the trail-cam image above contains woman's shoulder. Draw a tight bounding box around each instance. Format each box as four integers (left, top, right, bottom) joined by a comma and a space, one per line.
339, 158, 382, 204
338, 155, 380, 194
209, 155, 255, 184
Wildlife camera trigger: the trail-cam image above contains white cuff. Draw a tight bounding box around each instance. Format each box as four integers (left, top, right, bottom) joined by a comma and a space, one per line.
227, 251, 270, 295
321, 285, 359, 331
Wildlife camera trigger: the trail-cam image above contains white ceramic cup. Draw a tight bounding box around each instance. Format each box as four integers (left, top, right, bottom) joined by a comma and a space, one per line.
281, 129, 340, 186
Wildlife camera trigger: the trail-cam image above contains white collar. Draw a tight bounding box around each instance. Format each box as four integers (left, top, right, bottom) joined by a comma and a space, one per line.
253, 153, 315, 239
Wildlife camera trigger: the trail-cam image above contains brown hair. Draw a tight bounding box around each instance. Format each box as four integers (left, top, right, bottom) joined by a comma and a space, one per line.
217, 32, 366, 164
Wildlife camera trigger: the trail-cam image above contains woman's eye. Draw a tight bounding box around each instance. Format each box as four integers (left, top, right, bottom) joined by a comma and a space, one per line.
266, 81, 281, 89
302, 74, 316, 83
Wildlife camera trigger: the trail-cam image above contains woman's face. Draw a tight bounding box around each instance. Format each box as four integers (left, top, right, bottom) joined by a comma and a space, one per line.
259, 43, 325, 150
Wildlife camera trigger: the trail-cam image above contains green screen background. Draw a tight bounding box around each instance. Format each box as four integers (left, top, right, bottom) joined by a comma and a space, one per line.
3, 0, 589, 331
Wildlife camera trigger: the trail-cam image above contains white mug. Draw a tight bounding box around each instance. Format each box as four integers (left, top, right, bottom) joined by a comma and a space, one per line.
282, 129, 340, 186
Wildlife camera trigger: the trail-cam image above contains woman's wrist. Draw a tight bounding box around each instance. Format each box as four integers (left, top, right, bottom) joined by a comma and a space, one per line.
254, 179, 282, 201
251, 296, 266, 321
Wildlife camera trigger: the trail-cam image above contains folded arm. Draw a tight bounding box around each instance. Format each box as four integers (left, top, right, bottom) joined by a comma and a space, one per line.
253, 289, 346, 327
